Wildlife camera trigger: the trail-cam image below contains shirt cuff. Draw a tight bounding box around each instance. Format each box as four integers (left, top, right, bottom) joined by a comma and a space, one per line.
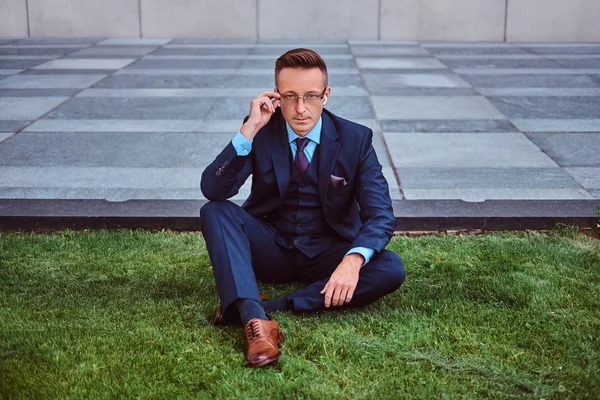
232, 132, 253, 156
345, 247, 375, 266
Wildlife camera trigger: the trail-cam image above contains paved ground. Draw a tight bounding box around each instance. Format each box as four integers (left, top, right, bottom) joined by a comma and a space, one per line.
0, 38, 599, 210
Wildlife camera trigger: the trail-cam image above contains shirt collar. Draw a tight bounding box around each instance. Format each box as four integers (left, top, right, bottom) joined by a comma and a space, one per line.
286, 116, 322, 145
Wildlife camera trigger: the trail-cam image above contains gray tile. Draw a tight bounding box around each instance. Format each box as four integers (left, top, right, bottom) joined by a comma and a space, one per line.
0, 47, 83, 56
440, 59, 563, 69
0, 187, 235, 201
427, 47, 531, 55
551, 59, 600, 69
114, 68, 238, 75
0, 74, 107, 89
170, 39, 256, 45
0, 121, 29, 131
435, 54, 543, 60
459, 74, 598, 88
526, 133, 600, 167
0, 132, 232, 167
67, 46, 158, 57
368, 88, 479, 96
0, 132, 14, 143
477, 88, 600, 97
356, 57, 447, 70
241, 58, 356, 69
14, 38, 101, 45
98, 38, 172, 46
44, 97, 216, 120
152, 47, 252, 56
381, 119, 518, 133
489, 97, 600, 119
524, 46, 600, 55
77, 88, 364, 98
24, 119, 242, 133
513, 119, 600, 133
20, 69, 116, 75
564, 168, 600, 189
126, 59, 243, 69
0, 69, 22, 75
324, 97, 374, 119
34, 59, 136, 70
384, 132, 558, 168
0, 97, 67, 120
351, 47, 429, 57
402, 188, 592, 201
204, 98, 253, 120
0, 89, 80, 97
251, 46, 350, 55
397, 168, 583, 189
590, 189, 600, 199
363, 72, 471, 89
372, 96, 506, 120
0, 40, 18, 45
453, 68, 582, 75
93, 74, 235, 89
0, 59, 48, 69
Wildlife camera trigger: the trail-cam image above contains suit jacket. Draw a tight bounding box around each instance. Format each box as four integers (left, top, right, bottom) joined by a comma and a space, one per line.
200, 108, 395, 254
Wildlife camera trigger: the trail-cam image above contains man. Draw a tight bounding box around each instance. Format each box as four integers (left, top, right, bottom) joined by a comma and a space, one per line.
200, 48, 405, 368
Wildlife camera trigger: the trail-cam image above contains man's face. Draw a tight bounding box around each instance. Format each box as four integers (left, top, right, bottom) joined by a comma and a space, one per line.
275, 67, 331, 136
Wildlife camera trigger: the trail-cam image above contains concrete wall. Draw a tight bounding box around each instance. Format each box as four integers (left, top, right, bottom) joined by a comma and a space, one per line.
1, 0, 599, 41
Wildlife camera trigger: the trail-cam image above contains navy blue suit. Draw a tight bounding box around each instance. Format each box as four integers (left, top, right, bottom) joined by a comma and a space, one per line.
200, 108, 404, 319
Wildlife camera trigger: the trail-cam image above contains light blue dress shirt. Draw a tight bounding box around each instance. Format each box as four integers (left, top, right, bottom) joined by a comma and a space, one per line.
231, 118, 374, 266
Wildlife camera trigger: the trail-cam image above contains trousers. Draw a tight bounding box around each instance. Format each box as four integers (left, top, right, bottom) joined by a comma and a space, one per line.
200, 200, 405, 321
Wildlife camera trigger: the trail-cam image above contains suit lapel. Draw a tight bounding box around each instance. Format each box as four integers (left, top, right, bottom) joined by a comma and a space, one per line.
269, 111, 291, 200
318, 112, 340, 203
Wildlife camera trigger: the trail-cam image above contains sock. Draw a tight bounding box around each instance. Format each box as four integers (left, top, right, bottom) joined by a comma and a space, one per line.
263, 296, 290, 313
235, 298, 268, 325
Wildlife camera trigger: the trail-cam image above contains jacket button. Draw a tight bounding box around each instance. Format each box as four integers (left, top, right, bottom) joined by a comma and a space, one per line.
216, 170, 221, 176
293, 239, 299, 245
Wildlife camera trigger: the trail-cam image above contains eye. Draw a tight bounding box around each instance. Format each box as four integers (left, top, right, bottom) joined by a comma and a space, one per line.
284, 94, 297, 100
306, 94, 319, 100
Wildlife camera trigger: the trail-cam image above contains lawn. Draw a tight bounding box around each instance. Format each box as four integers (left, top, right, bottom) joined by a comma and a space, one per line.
1, 228, 599, 399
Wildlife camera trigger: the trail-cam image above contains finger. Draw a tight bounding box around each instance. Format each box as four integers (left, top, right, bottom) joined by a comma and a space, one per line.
260, 91, 280, 99
272, 98, 280, 109
332, 287, 343, 307
324, 287, 334, 308
258, 96, 275, 113
320, 280, 329, 295
345, 287, 355, 304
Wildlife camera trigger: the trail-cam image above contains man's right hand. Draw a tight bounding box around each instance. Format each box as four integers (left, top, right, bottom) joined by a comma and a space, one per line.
240, 92, 281, 140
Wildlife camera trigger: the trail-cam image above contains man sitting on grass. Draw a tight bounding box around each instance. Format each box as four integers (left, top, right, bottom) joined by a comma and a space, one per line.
200, 48, 405, 368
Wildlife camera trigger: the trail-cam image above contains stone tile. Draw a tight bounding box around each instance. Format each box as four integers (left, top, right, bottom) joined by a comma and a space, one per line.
67, 47, 158, 57
349, 40, 417, 46
0, 69, 23, 75
0, 55, 57, 60
552, 59, 600, 69
0, 47, 83, 56
351, 47, 429, 57
0, 40, 19, 45
459, 74, 598, 88
0, 121, 29, 131
115, 68, 239, 75
381, 119, 518, 133
24, 119, 242, 133
44, 97, 216, 120
397, 167, 583, 189
489, 97, 600, 119
513, 119, 600, 133
14, 38, 102, 45
20, 69, 116, 75
151, 47, 252, 56
0, 89, 80, 97
241, 58, 356, 69
426, 47, 530, 55
0, 59, 48, 69
363, 72, 471, 89
384, 132, 558, 168
368, 88, 479, 96
356, 57, 447, 70
526, 133, 600, 167
477, 88, 600, 97
81, 87, 367, 98
435, 54, 543, 60
440, 58, 564, 69
564, 168, 600, 189
524, 46, 600, 55
372, 96, 506, 120
590, 190, 600, 199
0, 132, 232, 167
126, 59, 243, 69
169, 39, 257, 45
545, 54, 600, 60
93, 74, 234, 89
402, 188, 592, 201
454, 68, 599, 75
251, 46, 350, 55
204, 98, 252, 120
0, 74, 107, 89
98, 38, 172, 46
0, 97, 67, 120
34, 59, 136, 70
0, 133, 14, 143
382, 166, 400, 189
324, 97, 374, 119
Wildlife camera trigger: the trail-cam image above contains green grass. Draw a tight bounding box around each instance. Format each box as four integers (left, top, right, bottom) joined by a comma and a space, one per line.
1, 228, 599, 399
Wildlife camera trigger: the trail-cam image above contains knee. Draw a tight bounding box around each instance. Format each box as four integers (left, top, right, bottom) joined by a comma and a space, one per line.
379, 251, 406, 291
200, 200, 236, 228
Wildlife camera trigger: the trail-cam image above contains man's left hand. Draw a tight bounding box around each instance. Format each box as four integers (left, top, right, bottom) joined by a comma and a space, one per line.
320, 253, 363, 308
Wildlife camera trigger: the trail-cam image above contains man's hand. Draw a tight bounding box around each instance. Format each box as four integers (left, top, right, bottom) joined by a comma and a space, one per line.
320, 253, 363, 308
240, 91, 281, 140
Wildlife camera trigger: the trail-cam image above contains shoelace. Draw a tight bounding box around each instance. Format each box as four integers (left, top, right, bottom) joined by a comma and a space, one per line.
245, 320, 262, 342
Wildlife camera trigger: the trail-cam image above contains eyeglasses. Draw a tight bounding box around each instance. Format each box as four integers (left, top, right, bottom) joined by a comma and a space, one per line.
277, 87, 327, 107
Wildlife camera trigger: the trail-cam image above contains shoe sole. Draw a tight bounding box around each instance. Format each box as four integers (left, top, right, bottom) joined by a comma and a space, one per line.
248, 351, 281, 368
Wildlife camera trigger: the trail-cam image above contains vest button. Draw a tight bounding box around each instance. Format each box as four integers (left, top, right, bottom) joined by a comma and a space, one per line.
294, 239, 299, 245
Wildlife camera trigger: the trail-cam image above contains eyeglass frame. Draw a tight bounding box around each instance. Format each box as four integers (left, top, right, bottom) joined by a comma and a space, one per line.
275, 87, 327, 107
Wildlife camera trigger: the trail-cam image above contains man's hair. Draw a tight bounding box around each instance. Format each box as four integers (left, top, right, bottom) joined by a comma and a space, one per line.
275, 48, 328, 87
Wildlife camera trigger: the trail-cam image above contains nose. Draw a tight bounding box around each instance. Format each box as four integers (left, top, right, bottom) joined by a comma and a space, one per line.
295, 97, 307, 114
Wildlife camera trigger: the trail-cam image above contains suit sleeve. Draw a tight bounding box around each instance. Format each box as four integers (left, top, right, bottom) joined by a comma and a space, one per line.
200, 138, 253, 201
350, 130, 396, 253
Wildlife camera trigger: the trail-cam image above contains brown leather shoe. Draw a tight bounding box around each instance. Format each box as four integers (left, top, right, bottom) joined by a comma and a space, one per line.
245, 317, 284, 368
213, 294, 268, 326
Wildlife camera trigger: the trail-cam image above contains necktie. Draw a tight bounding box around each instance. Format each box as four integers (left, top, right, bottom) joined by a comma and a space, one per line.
294, 138, 310, 176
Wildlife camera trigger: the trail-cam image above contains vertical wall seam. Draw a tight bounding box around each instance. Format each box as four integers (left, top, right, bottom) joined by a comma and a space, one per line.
504, 0, 509, 42
138, 0, 143, 38
256, 0, 260, 40
25, 0, 31, 37
377, 0, 382, 40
